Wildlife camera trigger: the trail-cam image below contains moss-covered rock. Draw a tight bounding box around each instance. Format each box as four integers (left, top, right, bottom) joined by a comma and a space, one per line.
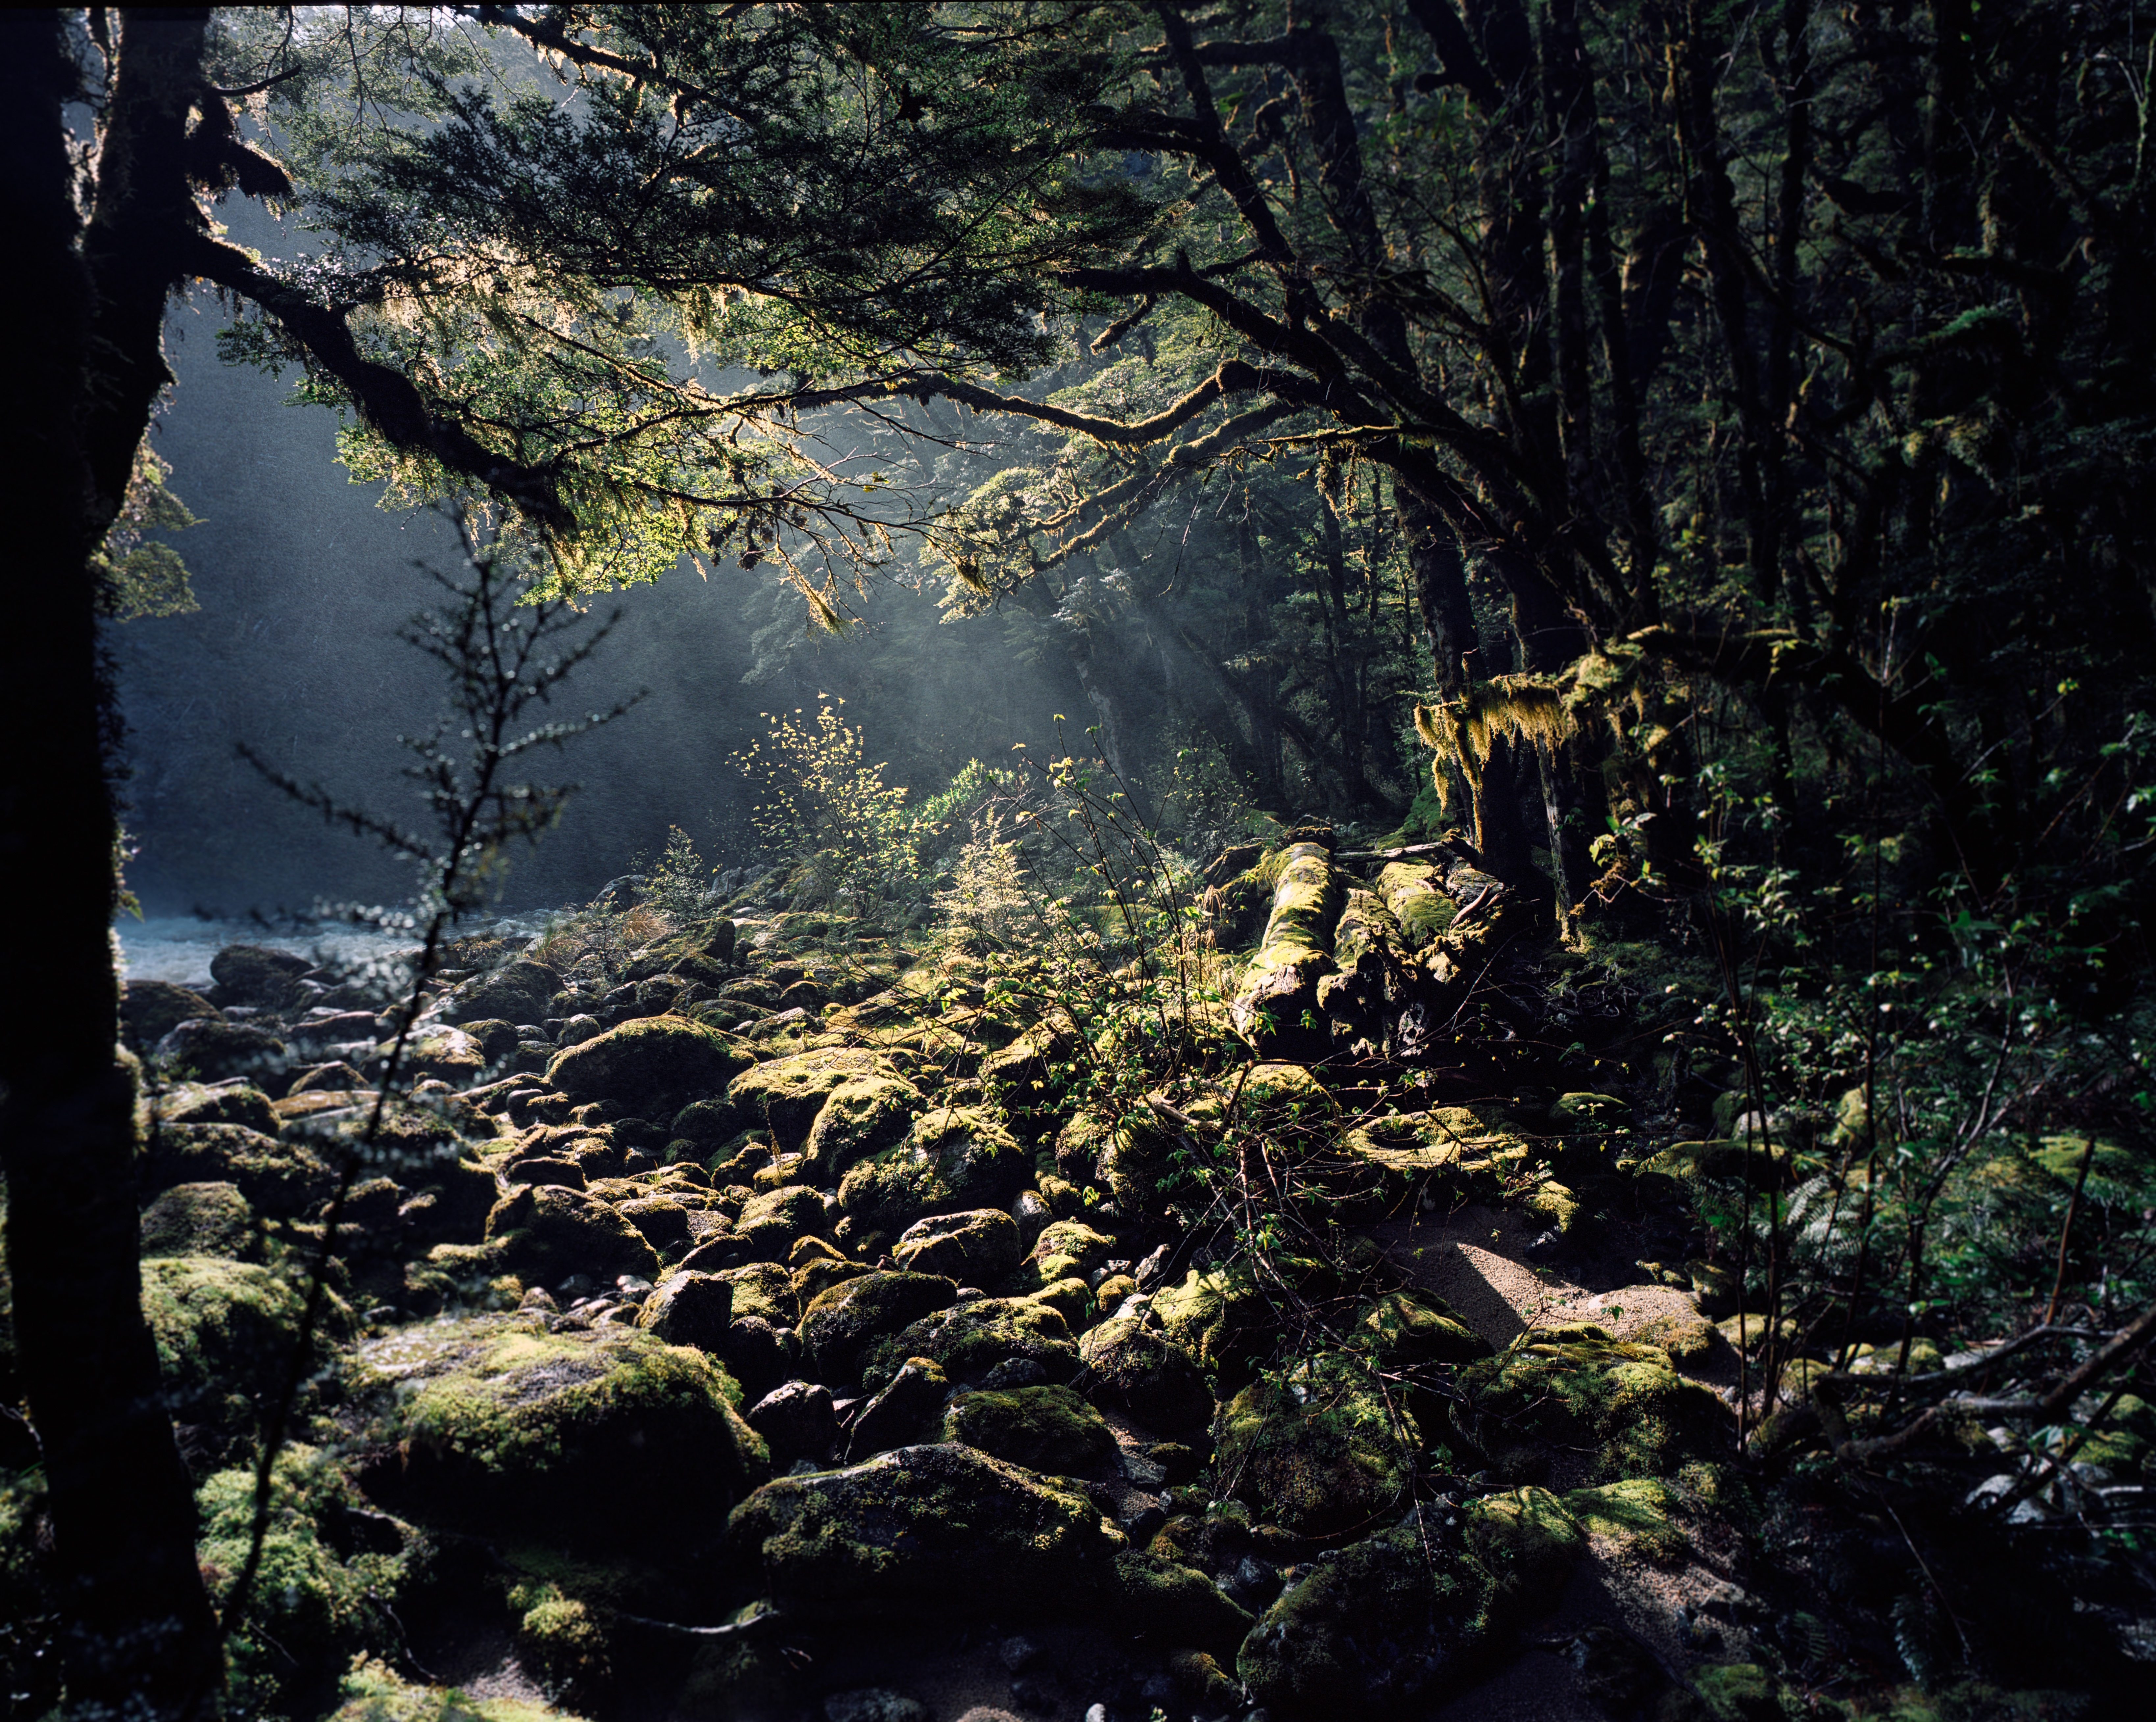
1215, 1363, 1414, 1539
1109, 1550, 1255, 1659
1028, 1275, 1094, 1331
547, 1015, 749, 1114
798, 1270, 958, 1389
122, 978, 220, 1051
484, 1184, 660, 1287
728, 1049, 887, 1150
1564, 1477, 1689, 1562
613, 1193, 691, 1258
876, 1296, 1076, 1389
140, 1255, 336, 1430
1077, 1316, 1213, 1434
943, 1382, 1116, 1472
142, 1122, 333, 1218
1028, 1218, 1118, 1285
636, 1270, 734, 1350
156, 1016, 289, 1084
1237, 1524, 1501, 1718
845, 1356, 951, 1460
716, 1262, 797, 1327
139, 1180, 263, 1262
443, 958, 561, 1028
1095, 1111, 1178, 1216
332, 1657, 587, 1721
1461, 1485, 1584, 1606
836, 1106, 1028, 1232
891, 1207, 1020, 1285
1155, 1266, 1279, 1392
726, 1442, 1116, 1618
1452, 1330, 1730, 1483
157, 1079, 280, 1134
801, 1075, 922, 1178
1356, 1288, 1492, 1369
349, 1315, 765, 1547
733, 1183, 829, 1261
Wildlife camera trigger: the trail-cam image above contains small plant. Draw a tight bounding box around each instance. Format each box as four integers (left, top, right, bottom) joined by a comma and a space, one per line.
730, 699, 920, 910
641, 824, 714, 922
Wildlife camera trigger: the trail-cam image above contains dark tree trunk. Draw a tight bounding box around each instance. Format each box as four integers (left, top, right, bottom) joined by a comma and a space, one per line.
0, 10, 223, 1719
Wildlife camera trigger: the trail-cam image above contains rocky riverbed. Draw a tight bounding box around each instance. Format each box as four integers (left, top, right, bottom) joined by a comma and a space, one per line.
4, 834, 2126, 1722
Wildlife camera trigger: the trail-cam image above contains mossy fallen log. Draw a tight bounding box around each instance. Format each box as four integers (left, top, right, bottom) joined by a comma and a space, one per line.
1230, 841, 1346, 1058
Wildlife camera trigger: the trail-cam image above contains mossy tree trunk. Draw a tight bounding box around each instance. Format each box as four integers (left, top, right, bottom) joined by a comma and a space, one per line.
0, 11, 222, 1716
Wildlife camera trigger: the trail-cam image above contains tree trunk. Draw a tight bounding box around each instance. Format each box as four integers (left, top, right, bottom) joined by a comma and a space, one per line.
0, 11, 223, 1718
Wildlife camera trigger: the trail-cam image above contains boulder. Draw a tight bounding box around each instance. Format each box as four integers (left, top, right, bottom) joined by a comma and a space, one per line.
140, 1255, 333, 1431
443, 959, 560, 1027
1356, 1288, 1492, 1369
141, 1122, 333, 1219
1237, 1524, 1501, 1717
802, 1076, 922, 1178
943, 1383, 1115, 1473
387, 1027, 487, 1086
1215, 1363, 1415, 1538
155, 1081, 280, 1136
729, 1049, 887, 1150
747, 1379, 838, 1466
547, 1015, 750, 1114
892, 1208, 1020, 1285
726, 1442, 1117, 1618
1078, 1317, 1213, 1434
1155, 1267, 1279, 1393
1110, 1551, 1255, 1661
484, 1184, 660, 1287
716, 1262, 797, 1326
798, 1271, 958, 1390
847, 1357, 951, 1460
734, 1184, 830, 1261
878, 1297, 1076, 1390
121, 980, 219, 1052
1026, 1219, 1117, 1285
637, 1270, 734, 1350
837, 1106, 1029, 1233
153, 1018, 287, 1085
350, 1315, 766, 1547
616, 1194, 693, 1257
139, 1181, 262, 1263
210, 943, 312, 1009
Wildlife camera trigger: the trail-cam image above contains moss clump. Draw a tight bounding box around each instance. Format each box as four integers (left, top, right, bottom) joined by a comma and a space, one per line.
726, 1441, 1117, 1618
1237, 1523, 1501, 1717
139, 1180, 263, 1262
331, 1658, 586, 1722
944, 1383, 1116, 1473
1452, 1331, 1729, 1483
196, 1447, 416, 1721
836, 1105, 1028, 1231
1564, 1477, 1689, 1563
1215, 1363, 1415, 1539
1110, 1551, 1255, 1659
140, 1255, 335, 1431
349, 1316, 766, 1548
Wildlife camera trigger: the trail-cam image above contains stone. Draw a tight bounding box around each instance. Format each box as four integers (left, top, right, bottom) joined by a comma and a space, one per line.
892, 1207, 1021, 1284
1355, 1288, 1492, 1369
484, 1183, 660, 1286
729, 1048, 888, 1150
616, 1193, 693, 1256
1009, 1188, 1052, 1249
1215, 1362, 1415, 1538
734, 1183, 830, 1261
798, 1271, 959, 1390
547, 1014, 751, 1114
748, 1379, 839, 1466
442, 959, 561, 1027
210, 943, 313, 1008
943, 1383, 1116, 1473
1027, 1219, 1117, 1285
140, 1255, 335, 1431
1462, 1485, 1584, 1605
847, 1356, 952, 1460
878, 1296, 1076, 1389
153, 1017, 287, 1085
716, 1314, 800, 1398
1110, 1551, 1255, 1660
637, 1270, 735, 1350
1154, 1267, 1279, 1392
716, 1262, 797, 1326
141, 1122, 333, 1218
837, 1105, 1029, 1232
1078, 1317, 1213, 1435
139, 1181, 262, 1262
121, 979, 219, 1051
726, 1442, 1117, 1618
824, 1690, 929, 1722
156, 1080, 280, 1135
350, 1314, 766, 1547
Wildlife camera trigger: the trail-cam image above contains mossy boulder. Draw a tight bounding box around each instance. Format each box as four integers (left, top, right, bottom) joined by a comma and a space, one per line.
1451, 1330, 1729, 1483
636, 1270, 734, 1350
484, 1184, 660, 1287
891, 1207, 1020, 1285
140, 1180, 263, 1262
155, 1017, 289, 1084
716, 1262, 798, 1327
157, 1080, 279, 1134
1095, 1112, 1177, 1216
836, 1106, 1028, 1232
141, 1255, 337, 1430
122, 979, 220, 1051
210, 942, 312, 1008
350, 1314, 766, 1547
444, 959, 561, 1028
1356, 1288, 1492, 1369
1564, 1477, 1689, 1562
733, 1184, 830, 1261
943, 1382, 1116, 1472
1215, 1364, 1414, 1539
142, 1122, 333, 1218
1077, 1316, 1213, 1435
802, 1075, 923, 1177
1156, 1266, 1279, 1392
728, 1049, 887, 1150
1109, 1551, 1255, 1660
798, 1270, 958, 1389
726, 1442, 1116, 1618
1027, 1218, 1117, 1285
547, 1015, 749, 1114
876, 1296, 1076, 1389
1237, 1524, 1501, 1718
1461, 1485, 1584, 1605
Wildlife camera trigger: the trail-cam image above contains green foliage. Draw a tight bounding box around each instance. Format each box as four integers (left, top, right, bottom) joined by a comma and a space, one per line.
94, 441, 199, 620
732, 700, 920, 909
638, 824, 712, 921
